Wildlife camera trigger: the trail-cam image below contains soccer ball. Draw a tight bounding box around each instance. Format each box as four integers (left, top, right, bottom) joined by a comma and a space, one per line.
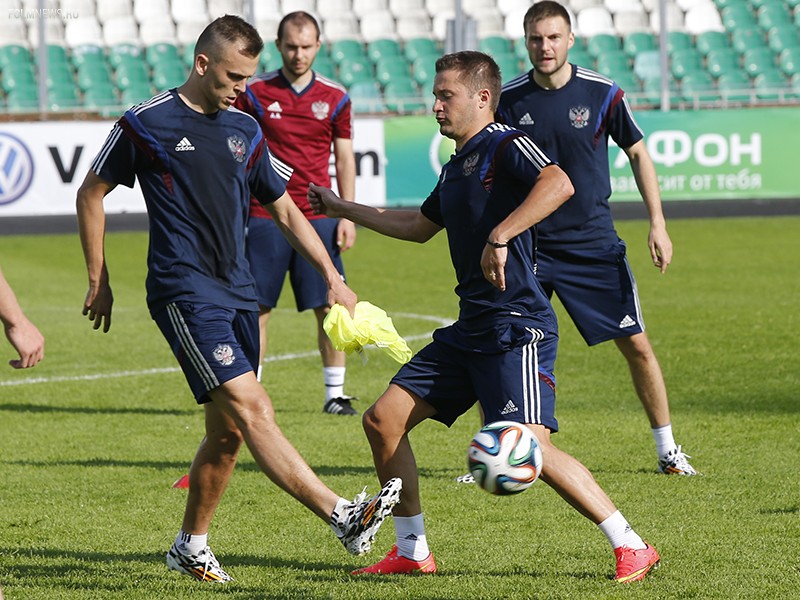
467, 421, 543, 495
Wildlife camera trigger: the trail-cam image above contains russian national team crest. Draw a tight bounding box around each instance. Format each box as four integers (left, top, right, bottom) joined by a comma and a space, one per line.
463, 152, 480, 176
568, 106, 591, 129
311, 101, 330, 120
227, 136, 246, 163
212, 344, 236, 366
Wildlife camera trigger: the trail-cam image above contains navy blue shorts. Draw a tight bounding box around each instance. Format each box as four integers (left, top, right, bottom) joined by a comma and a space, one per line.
245, 216, 345, 312
391, 324, 559, 432
536, 240, 645, 346
153, 301, 260, 404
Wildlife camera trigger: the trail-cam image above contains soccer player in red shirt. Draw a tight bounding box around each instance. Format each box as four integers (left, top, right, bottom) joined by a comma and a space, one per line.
235, 11, 358, 415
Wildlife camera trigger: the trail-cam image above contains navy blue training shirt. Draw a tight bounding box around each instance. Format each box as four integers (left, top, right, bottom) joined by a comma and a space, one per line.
420, 123, 558, 340
91, 89, 292, 315
499, 64, 644, 249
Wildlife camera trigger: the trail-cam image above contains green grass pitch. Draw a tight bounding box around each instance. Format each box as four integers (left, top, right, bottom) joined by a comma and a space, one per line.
0, 216, 798, 599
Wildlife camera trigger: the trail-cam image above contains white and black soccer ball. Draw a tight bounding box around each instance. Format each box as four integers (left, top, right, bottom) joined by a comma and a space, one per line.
467, 421, 543, 495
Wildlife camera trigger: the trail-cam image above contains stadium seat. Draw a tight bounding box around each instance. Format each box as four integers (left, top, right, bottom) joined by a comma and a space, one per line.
330, 39, 366, 64
367, 39, 402, 63
705, 47, 741, 78
152, 62, 186, 91
569, 47, 594, 68
614, 70, 641, 94
480, 35, 513, 57
41, 45, 71, 70
48, 83, 81, 110
412, 55, 436, 87
70, 45, 107, 71
65, 17, 104, 48
670, 48, 704, 80
404, 37, 438, 62
389, 0, 425, 17
667, 31, 692, 53
717, 70, 753, 101
596, 50, 632, 79
623, 31, 657, 57
474, 9, 507, 39
281, 0, 316, 13
577, 6, 616, 36
313, 56, 336, 79
684, 3, 725, 34
139, 18, 179, 46
503, 7, 528, 40
587, 33, 621, 57
680, 71, 720, 103
76, 62, 115, 92
495, 53, 524, 82
97, 0, 134, 23
338, 57, 374, 86
695, 30, 729, 56
348, 80, 386, 113
209, 0, 245, 18
6, 84, 40, 111
767, 25, 800, 54
27, 19, 66, 48
742, 46, 777, 77
145, 43, 183, 69
323, 15, 362, 42
109, 44, 145, 70
0, 44, 32, 69
383, 77, 427, 112
103, 16, 141, 46
259, 46, 282, 72
649, 2, 685, 31
360, 11, 398, 43
375, 56, 412, 86
121, 82, 154, 105
0, 63, 36, 93
640, 76, 676, 106
176, 20, 208, 46
45, 61, 76, 89
721, 4, 757, 29
613, 9, 651, 36
779, 46, 800, 77
753, 69, 787, 100
171, 0, 209, 24
756, 3, 790, 30
633, 50, 661, 80
134, 0, 170, 23
397, 14, 433, 41
0, 18, 28, 45
355, 0, 390, 15
731, 28, 767, 54
83, 86, 121, 110
115, 60, 151, 91
317, 0, 354, 21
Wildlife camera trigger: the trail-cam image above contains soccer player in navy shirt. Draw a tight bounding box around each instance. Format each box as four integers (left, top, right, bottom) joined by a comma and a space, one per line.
499, 1, 696, 475
75, 15, 401, 583
309, 51, 660, 583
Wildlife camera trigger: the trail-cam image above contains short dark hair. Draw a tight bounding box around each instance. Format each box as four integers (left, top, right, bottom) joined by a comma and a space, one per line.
195, 14, 264, 61
435, 51, 501, 110
277, 11, 321, 41
524, 0, 572, 35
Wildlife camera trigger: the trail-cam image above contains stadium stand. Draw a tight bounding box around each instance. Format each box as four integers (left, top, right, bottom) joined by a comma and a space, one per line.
1, 0, 799, 114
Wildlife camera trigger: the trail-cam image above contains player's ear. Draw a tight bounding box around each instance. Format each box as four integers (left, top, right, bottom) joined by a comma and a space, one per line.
194, 53, 210, 76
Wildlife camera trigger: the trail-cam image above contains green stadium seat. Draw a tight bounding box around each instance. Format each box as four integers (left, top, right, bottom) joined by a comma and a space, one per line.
779, 46, 800, 76
41, 45, 70, 69
514, 38, 529, 61
595, 51, 631, 80
495, 53, 523, 82
145, 43, 182, 68
754, 69, 786, 100
667, 32, 692, 53
705, 48, 742, 78
614, 71, 641, 95
412, 55, 436, 87
47, 83, 81, 110
70, 44, 107, 69
152, 62, 186, 91
567, 47, 593, 69
742, 46, 777, 76
367, 39, 402, 63
76, 61, 114, 92
1, 63, 36, 93
695, 31, 730, 56
671, 48, 704, 80
681, 71, 720, 103
633, 50, 661, 81
383, 78, 426, 113
83, 86, 120, 109
623, 32, 657, 57
115, 60, 151, 91
721, 4, 757, 29
640, 76, 677, 107
121, 82, 153, 105
718, 70, 753, 101
731, 28, 768, 55
312, 56, 336, 79
5, 83, 38, 110
767, 25, 800, 54
348, 80, 385, 113
260, 49, 283, 72
108, 43, 144, 69
0, 44, 32, 69
374, 57, 411, 86
46, 62, 76, 89
404, 37, 438, 62
756, 3, 790, 30
480, 35, 513, 57
338, 57, 373, 86
330, 39, 366, 64
182, 43, 195, 68
587, 34, 620, 58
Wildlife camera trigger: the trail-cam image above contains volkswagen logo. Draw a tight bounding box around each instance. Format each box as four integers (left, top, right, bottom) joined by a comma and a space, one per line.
0, 132, 35, 205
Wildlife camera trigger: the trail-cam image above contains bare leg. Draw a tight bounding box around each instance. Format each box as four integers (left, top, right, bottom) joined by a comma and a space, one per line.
257, 306, 271, 372
614, 332, 670, 428
362, 384, 437, 517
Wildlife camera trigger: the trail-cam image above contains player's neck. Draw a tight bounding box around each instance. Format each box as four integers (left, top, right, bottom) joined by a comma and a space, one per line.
533, 62, 572, 90
281, 67, 314, 92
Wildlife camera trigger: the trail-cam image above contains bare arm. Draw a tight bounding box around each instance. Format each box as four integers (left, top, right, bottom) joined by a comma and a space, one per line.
482, 165, 574, 291
76, 171, 116, 332
264, 192, 357, 315
0, 267, 44, 368
308, 183, 442, 244
624, 139, 672, 273
332, 136, 357, 251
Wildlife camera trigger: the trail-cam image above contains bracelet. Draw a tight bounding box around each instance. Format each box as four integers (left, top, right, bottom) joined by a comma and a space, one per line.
486, 240, 508, 248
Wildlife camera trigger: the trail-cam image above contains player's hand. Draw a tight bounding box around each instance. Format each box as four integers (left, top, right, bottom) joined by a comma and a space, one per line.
481, 243, 507, 292
308, 183, 346, 218
83, 283, 114, 333
649, 225, 673, 274
328, 277, 357, 318
337, 219, 357, 251
5, 317, 44, 369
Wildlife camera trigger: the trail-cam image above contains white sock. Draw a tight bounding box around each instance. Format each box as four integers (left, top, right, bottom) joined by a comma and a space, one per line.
394, 514, 430, 561
598, 511, 646, 550
329, 497, 350, 536
175, 530, 208, 555
324, 366, 346, 402
652, 424, 677, 457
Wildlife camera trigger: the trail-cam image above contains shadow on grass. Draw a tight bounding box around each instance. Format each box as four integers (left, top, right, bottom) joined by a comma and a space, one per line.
0, 403, 194, 416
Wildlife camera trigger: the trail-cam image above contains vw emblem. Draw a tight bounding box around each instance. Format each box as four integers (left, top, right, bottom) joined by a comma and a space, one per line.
0, 132, 35, 205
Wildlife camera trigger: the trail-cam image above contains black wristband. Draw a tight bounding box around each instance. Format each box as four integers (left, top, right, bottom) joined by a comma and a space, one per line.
486, 240, 508, 248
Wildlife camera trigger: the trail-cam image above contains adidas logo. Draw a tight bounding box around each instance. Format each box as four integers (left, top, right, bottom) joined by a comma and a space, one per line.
175, 137, 195, 151
500, 399, 518, 415
619, 315, 637, 328
267, 101, 282, 118
519, 113, 534, 126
